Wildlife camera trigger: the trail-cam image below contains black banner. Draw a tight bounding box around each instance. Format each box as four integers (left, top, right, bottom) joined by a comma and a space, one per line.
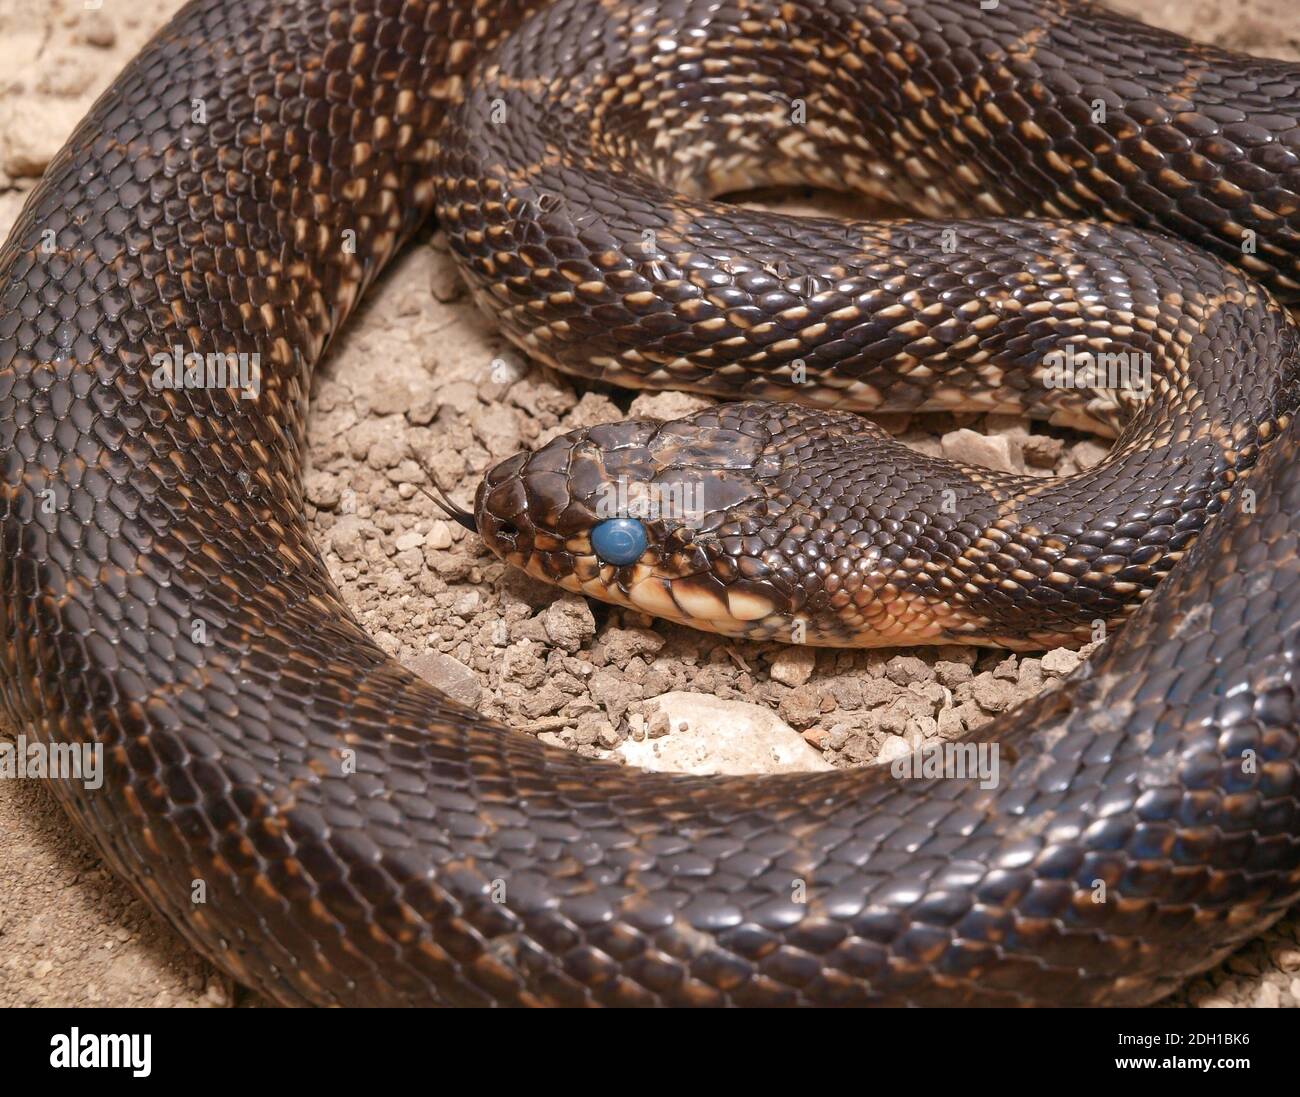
0, 1005, 1290, 1084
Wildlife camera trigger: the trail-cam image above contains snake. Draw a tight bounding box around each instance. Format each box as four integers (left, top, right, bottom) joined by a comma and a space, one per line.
3, 0, 1300, 1007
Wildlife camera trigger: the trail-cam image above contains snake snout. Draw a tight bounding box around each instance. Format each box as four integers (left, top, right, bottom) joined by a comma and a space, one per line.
475, 452, 533, 561
475, 424, 660, 568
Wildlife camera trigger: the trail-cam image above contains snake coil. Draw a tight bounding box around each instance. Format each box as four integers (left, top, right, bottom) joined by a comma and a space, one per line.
2, 0, 1300, 1005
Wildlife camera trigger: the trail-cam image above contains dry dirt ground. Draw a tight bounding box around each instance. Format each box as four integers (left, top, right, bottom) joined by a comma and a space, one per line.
3, 0, 1300, 1008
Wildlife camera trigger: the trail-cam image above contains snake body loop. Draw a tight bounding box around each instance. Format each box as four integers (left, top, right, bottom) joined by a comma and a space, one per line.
3, 0, 1300, 1006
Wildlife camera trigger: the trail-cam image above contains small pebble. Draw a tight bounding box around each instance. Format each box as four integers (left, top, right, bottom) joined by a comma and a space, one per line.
769, 647, 816, 686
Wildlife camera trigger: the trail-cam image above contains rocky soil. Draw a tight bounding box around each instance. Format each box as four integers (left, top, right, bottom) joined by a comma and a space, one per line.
1, 0, 1299, 1008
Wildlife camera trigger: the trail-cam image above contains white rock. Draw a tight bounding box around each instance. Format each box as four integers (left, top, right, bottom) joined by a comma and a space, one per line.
941, 428, 1023, 473
426, 521, 453, 550
875, 735, 913, 766
1040, 647, 1082, 676
769, 647, 816, 687
452, 591, 481, 617
616, 692, 831, 775
394, 530, 425, 552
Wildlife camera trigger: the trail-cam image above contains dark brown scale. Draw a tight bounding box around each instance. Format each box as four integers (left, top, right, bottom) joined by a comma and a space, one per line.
2, 0, 1300, 1008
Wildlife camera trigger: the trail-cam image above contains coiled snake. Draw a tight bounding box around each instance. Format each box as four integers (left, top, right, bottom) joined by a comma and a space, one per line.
3, 0, 1300, 1005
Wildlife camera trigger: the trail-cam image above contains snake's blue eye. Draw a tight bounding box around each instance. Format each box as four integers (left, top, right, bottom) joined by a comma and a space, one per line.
590, 518, 648, 565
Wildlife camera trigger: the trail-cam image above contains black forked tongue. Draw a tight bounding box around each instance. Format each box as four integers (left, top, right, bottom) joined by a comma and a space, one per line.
409, 451, 478, 533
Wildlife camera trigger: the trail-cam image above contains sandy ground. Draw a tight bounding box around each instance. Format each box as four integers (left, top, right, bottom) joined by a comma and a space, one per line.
2, 0, 1300, 1008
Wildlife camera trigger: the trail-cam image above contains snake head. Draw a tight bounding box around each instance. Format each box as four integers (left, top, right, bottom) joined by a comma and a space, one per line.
474, 405, 787, 632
